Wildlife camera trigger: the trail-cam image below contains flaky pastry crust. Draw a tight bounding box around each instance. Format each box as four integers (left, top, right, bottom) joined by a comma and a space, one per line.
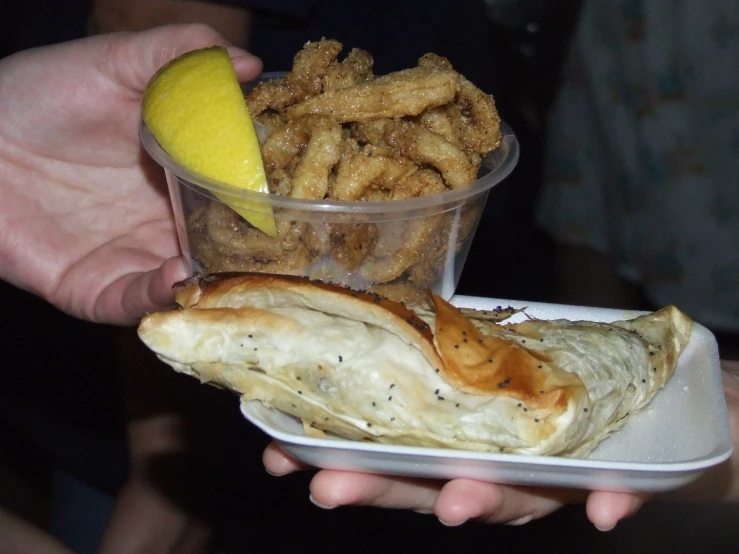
139, 273, 693, 457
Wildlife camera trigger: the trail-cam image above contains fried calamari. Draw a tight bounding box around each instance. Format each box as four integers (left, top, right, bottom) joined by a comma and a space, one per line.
188, 39, 502, 302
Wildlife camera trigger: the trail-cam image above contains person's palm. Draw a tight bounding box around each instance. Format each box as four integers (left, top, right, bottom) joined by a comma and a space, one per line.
0, 24, 261, 324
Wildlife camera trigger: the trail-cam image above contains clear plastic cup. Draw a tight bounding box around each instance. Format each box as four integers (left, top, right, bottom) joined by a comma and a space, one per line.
140, 78, 519, 303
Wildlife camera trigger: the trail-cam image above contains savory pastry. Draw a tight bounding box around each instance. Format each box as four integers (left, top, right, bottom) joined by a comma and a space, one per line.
138, 274, 694, 458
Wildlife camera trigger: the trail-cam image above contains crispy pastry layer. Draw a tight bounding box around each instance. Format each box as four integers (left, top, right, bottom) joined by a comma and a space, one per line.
139, 273, 693, 457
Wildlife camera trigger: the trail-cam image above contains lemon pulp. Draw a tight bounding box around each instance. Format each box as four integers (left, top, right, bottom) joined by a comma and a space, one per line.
142, 46, 276, 236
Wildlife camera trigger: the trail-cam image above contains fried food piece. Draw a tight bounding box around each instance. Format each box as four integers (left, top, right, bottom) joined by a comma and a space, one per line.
351, 118, 390, 146
194, 243, 313, 275
406, 233, 449, 288
254, 110, 286, 133
191, 202, 285, 261
330, 222, 379, 271
391, 168, 447, 200
362, 170, 446, 274
275, 218, 306, 252
208, 224, 286, 262
246, 78, 311, 118
415, 105, 463, 148
412, 107, 486, 180
267, 167, 292, 196
384, 120, 479, 189
359, 214, 443, 283
367, 280, 430, 306
289, 118, 342, 199
190, 203, 303, 260
301, 222, 332, 256
292, 39, 344, 92
358, 188, 392, 201
419, 53, 501, 155
330, 151, 417, 201
261, 120, 305, 172
340, 135, 361, 162
261, 115, 342, 199
246, 39, 343, 116
248, 248, 314, 274
406, 204, 482, 287
323, 48, 374, 92
451, 76, 502, 154
189, 203, 314, 274
287, 67, 458, 122
417, 52, 453, 71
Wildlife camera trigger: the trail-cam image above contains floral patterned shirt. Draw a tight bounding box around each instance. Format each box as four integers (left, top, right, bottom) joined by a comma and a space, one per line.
537, 0, 739, 331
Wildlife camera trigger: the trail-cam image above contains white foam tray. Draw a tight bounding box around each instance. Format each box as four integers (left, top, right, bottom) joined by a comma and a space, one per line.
241, 296, 732, 492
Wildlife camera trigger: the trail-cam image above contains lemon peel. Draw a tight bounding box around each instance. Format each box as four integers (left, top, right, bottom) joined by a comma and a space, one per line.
142, 46, 276, 236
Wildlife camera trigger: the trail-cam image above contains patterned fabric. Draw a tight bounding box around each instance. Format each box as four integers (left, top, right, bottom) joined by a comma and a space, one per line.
537, 0, 739, 331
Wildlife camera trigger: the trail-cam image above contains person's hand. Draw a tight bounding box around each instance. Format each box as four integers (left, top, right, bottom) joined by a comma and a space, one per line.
263, 360, 739, 530
0, 24, 262, 324
262, 445, 646, 531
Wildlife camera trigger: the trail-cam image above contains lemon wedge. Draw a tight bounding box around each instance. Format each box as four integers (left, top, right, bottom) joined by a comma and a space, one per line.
142, 46, 276, 236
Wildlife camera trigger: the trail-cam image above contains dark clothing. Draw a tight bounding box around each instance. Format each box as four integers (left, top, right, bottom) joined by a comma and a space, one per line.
218, 0, 318, 19
247, 0, 500, 97
0, 0, 93, 57
0, 282, 128, 494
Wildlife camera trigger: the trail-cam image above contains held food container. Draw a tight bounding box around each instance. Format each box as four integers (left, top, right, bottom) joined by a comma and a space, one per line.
140, 80, 519, 303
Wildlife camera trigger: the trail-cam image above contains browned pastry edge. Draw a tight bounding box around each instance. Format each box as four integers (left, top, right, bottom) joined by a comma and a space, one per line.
139, 273, 693, 456
173, 271, 439, 363
432, 294, 586, 411
171, 273, 590, 414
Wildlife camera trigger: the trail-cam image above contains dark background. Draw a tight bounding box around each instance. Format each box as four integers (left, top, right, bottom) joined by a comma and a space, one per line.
2, 1, 739, 552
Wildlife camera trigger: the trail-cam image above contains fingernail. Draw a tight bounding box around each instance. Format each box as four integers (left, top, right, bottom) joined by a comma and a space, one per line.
438, 517, 467, 527
507, 515, 533, 526
595, 523, 616, 532
225, 46, 257, 61
309, 494, 336, 510
231, 52, 259, 62
265, 469, 284, 477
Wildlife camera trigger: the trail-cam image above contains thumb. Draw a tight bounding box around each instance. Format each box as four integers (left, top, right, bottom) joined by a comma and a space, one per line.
105, 23, 263, 94
94, 256, 188, 325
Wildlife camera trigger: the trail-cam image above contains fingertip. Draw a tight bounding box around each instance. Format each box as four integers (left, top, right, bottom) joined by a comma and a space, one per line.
149, 256, 188, 305
586, 491, 646, 531
97, 257, 183, 324
224, 45, 259, 62
309, 494, 337, 510
230, 52, 263, 82
586, 492, 619, 530
309, 471, 354, 507
262, 442, 304, 476
165, 255, 189, 282
309, 470, 381, 508
119, 23, 258, 93
594, 522, 616, 532
434, 479, 502, 526
438, 517, 467, 527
